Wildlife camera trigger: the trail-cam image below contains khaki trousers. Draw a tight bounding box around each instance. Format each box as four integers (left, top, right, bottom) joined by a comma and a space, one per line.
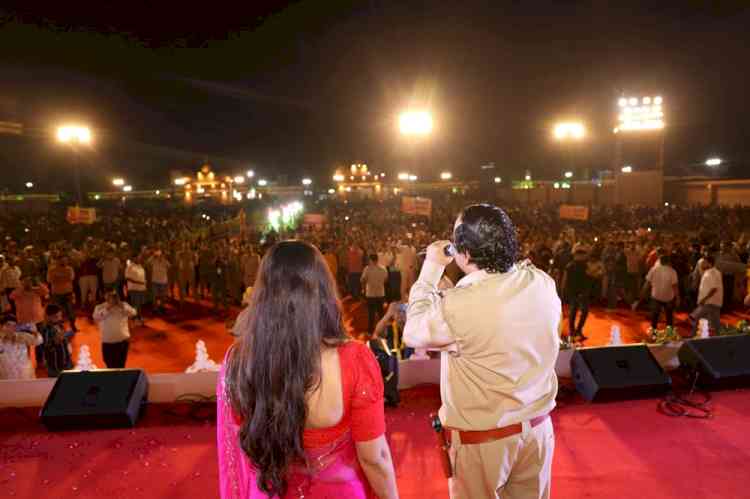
449, 418, 554, 499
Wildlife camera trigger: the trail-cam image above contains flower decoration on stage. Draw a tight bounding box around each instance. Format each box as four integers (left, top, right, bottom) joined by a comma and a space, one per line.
75, 345, 98, 371
718, 321, 750, 337
648, 326, 681, 345
186, 340, 220, 373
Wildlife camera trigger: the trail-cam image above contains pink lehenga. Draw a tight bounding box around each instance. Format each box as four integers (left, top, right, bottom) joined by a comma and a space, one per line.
217, 341, 385, 499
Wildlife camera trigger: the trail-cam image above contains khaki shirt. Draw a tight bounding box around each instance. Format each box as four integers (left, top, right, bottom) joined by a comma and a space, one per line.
404, 260, 560, 430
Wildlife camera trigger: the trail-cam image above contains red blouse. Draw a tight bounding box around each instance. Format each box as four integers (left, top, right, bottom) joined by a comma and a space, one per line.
303, 341, 386, 448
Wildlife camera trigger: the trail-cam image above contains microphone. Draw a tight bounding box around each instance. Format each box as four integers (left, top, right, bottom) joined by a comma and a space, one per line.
418, 243, 456, 257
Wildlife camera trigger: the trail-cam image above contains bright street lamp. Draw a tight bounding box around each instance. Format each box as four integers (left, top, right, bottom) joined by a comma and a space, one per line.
398, 110, 433, 135
112, 178, 125, 187
440, 172, 453, 180
233, 176, 245, 184
25, 182, 34, 189
246, 170, 255, 178
553, 122, 585, 140
123, 185, 133, 192
408, 174, 418, 181
524, 174, 532, 181
564, 171, 573, 179
302, 178, 312, 186
57, 124, 92, 205
621, 165, 633, 173
705, 158, 722, 167
258, 179, 268, 187
494, 177, 502, 184
397, 172, 410, 181
57, 125, 92, 144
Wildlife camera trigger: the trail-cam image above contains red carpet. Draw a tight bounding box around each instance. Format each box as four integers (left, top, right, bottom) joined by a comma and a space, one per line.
2, 385, 750, 499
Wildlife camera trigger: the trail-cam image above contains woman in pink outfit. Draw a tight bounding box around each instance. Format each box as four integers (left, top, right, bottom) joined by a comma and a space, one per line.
217, 241, 399, 499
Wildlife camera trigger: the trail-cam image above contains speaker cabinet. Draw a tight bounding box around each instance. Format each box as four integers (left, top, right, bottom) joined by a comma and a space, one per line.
571, 344, 672, 402
41, 369, 148, 431
678, 335, 750, 389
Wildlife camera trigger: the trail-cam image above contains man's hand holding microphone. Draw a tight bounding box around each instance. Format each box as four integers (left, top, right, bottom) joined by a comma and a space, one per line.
425, 241, 456, 266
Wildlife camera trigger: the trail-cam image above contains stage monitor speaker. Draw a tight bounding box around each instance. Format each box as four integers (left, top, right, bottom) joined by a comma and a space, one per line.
41, 369, 148, 431
678, 335, 750, 389
571, 344, 672, 402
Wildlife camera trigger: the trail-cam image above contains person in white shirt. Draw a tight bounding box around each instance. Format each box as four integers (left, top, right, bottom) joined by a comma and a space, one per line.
361, 254, 389, 336
645, 254, 679, 329
148, 250, 171, 314
690, 256, 723, 336
125, 256, 147, 325
93, 291, 136, 368
0, 318, 43, 380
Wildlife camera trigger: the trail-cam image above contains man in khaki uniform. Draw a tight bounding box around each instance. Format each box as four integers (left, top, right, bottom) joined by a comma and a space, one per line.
404, 204, 560, 499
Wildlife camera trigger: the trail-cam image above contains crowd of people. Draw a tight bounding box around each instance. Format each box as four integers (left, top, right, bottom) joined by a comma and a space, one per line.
1, 196, 750, 380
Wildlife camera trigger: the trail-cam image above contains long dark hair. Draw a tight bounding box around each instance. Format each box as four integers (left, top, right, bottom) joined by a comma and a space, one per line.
225, 240, 347, 496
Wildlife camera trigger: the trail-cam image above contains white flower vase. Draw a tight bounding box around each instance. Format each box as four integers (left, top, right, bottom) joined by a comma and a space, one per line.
698, 319, 710, 338
74, 345, 98, 371
186, 340, 220, 373
609, 325, 622, 346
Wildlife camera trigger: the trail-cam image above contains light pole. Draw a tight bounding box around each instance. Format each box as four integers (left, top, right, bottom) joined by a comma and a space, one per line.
57, 125, 92, 205
398, 109, 433, 179
553, 121, 586, 179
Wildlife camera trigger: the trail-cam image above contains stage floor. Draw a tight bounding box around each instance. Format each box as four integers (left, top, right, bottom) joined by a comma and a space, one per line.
2, 384, 749, 499
54, 297, 750, 375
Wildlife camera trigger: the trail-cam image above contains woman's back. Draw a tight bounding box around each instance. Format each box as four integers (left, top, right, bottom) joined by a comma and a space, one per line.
217, 341, 385, 498
217, 241, 396, 499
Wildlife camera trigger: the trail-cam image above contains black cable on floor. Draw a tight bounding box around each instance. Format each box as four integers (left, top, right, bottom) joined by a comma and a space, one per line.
658, 370, 713, 419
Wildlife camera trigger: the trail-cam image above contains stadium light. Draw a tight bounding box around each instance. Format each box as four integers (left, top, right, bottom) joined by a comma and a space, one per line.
302, 178, 312, 186
440, 172, 453, 180
705, 158, 722, 167
615, 95, 665, 132
621, 165, 633, 173
112, 178, 125, 187
258, 179, 268, 186
564, 171, 573, 179
56, 125, 92, 144
553, 122, 585, 140
398, 110, 433, 135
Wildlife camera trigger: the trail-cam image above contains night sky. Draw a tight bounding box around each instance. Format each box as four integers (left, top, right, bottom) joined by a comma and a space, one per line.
1, 1, 749, 193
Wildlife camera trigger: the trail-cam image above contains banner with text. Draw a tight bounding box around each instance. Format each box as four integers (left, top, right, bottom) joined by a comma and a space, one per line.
401, 196, 433, 217
66, 206, 97, 225
559, 204, 589, 221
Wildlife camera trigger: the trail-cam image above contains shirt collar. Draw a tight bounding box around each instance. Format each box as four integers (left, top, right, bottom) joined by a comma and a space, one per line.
455, 261, 523, 288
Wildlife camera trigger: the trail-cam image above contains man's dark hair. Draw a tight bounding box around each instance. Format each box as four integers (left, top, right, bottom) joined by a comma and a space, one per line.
704, 255, 715, 266
660, 255, 671, 266
369, 254, 378, 263
453, 204, 518, 273
45, 304, 62, 317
